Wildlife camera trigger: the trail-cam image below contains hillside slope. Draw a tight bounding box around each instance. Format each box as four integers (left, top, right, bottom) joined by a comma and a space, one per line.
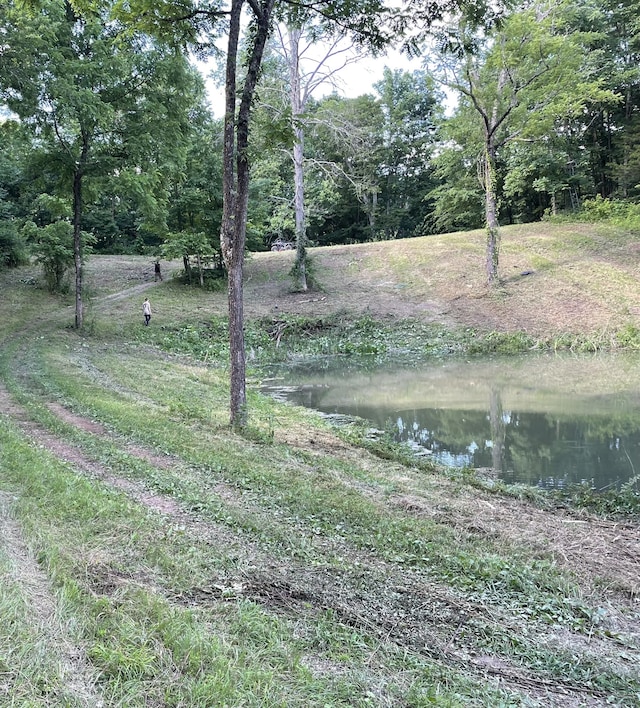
73, 221, 640, 339
0, 221, 639, 706
237, 222, 640, 337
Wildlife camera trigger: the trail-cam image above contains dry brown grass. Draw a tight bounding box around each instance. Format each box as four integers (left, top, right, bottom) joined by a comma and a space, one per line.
76, 220, 640, 341
235, 221, 640, 337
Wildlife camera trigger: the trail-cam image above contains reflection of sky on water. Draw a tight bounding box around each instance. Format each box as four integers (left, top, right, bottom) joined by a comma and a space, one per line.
263, 353, 640, 490
433, 450, 473, 468
388, 407, 637, 489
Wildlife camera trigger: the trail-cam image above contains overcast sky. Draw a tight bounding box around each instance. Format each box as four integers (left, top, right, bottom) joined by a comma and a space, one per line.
200, 46, 424, 117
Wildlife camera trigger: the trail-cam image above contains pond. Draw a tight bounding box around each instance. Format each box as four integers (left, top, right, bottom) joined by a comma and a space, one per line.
262, 352, 640, 490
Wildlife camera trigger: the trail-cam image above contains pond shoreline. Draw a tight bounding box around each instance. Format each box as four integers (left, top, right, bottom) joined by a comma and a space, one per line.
262, 351, 640, 494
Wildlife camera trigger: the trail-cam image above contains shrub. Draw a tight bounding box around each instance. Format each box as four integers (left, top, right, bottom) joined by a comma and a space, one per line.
22, 220, 74, 292
468, 330, 536, 355
616, 324, 640, 349
577, 197, 640, 231
0, 221, 29, 269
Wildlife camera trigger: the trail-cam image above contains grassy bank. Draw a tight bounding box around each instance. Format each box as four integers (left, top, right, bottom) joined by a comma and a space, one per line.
1, 222, 639, 706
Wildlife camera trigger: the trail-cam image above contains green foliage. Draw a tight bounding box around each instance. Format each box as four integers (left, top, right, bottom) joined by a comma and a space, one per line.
467, 327, 640, 355
245, 161, 295, 250
0, 120, 33, 245
0, 0, 208, 257
616, 324, 640, 349
430, 0, 619, 238
253, 313, 397, 358
304, 94, 385, 245
0, 220, 28, 268
162, 231, 214, 261
504, 137, 591, 221
177, 266, 227, 291
29, 193, 72, 222
551, 481, 640, 517
427, 140, 485, 233
22, 220, 74, 292
371, 68, 443, 239
577, 197, 640, 231
160, 231, 225, 289
467, 330, 536, 355
165, 112, 224, 251
145, 318, 230, 360
1, 0, 640, 259
288, 252, 317, 290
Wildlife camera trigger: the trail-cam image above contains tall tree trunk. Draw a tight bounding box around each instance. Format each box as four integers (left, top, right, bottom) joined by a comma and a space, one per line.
220, 0, 275, 427
489, 388, 505, 473
196, 253, 204, 287
73, 167, 84, 329
292, 133, 307, 290
483, 143, 500, 286
220, 0, 245, 427
369, 190, 377, 238
620, 85, 633, 198
289, 28, 308, 291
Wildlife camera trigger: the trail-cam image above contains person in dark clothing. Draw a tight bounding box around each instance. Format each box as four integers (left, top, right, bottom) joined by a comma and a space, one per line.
154, 260, 162, 281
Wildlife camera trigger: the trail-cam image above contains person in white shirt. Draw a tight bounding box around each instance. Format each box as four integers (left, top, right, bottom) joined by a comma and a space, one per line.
143, 297, 151, 325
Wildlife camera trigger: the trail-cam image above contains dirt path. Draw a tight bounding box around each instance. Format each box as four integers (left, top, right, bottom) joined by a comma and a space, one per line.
98, 281, 159, 303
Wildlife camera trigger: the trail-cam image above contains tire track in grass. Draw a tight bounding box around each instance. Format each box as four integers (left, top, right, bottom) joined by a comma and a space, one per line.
0, 491, 104, 707
14, 333, 640, 613
1, 386, 634, 706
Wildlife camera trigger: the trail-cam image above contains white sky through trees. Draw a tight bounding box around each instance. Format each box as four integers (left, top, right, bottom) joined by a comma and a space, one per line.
199, 46, 424, 117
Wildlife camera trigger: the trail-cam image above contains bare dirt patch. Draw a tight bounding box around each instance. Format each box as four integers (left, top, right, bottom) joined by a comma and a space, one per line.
0, 386, 27, 420
47, 401, 108, 435
241, 247, 452, 324
1, 385, 181, 516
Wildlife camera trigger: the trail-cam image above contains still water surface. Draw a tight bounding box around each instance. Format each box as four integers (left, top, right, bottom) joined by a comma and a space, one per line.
264, 352, 640, 489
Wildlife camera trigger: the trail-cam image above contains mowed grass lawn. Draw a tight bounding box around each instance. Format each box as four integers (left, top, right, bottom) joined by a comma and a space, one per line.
0, 222, 639, 706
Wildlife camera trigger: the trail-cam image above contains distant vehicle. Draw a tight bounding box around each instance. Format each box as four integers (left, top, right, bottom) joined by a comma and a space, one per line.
270, 239, 294, 252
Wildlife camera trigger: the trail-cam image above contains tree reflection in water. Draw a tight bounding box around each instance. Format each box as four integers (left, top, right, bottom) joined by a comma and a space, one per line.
263, 353, 640, 490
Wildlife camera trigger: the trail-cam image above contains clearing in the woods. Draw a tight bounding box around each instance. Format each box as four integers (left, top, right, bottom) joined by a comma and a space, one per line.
0, 221, 638, 706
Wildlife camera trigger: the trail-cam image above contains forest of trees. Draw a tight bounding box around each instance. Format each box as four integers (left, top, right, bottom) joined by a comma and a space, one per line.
1, 0, 639, 421
2, 0, 638, 264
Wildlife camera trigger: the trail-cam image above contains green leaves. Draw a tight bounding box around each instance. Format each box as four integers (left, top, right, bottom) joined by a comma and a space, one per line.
23, 219, 74, 291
